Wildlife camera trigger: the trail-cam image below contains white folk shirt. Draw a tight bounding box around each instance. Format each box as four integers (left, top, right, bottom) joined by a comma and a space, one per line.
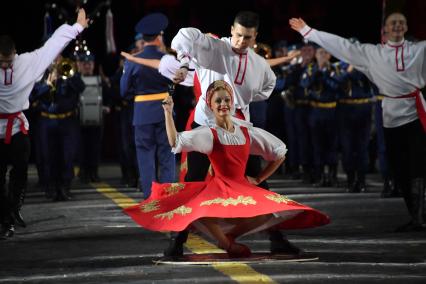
171, 28, 276, 123
299, 25, 426, 128
0, 23, 84, 139
172, 123, 287, 161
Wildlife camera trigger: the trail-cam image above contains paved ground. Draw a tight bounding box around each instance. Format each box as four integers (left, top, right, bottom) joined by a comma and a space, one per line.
0, 164, 425, 283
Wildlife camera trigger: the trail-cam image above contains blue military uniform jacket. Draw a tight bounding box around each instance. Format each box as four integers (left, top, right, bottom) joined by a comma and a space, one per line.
120, 45, 172, 126
31, 74, 85, 114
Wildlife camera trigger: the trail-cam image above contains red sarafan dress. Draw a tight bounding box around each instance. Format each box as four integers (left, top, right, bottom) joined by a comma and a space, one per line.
125, 125, 330, 234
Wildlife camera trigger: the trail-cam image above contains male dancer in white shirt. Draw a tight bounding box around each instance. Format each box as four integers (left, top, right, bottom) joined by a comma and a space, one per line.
290, 13, 426, 232
0, 9, 89, 239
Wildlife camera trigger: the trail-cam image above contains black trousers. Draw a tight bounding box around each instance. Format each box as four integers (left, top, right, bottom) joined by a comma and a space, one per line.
0, 132, 31, 226
384, 119, 426, 212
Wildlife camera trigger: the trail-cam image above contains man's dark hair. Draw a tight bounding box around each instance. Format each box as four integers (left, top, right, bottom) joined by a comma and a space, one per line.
234, 11, 259, 30
0, 35, 15, 56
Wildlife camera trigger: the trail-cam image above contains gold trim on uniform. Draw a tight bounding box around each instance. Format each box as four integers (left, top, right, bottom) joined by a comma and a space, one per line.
310, 101, 337, 108
164, 183, 185, 196
200, 196, 256, 207
154, 205, 192, 220
338, 98, 371, 104
134, 92, 169, 102
140, 200, 160, 213
40, 110, 75, 119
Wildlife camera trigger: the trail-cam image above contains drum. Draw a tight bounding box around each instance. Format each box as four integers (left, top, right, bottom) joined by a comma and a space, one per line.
79, 76, 103, 126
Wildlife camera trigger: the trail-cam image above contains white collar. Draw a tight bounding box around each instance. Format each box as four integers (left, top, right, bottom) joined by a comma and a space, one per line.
386, 38, 405, 47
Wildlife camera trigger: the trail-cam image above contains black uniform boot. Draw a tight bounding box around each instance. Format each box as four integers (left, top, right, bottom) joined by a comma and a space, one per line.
54, 185, 70, 202
395, 178, 426, 232
163, 230, 189, 257
327, 164, 338, 187
357, 172, 367, 193
345, 171, 356, 193
381, 178, 393, 197
269, 230, 302, 255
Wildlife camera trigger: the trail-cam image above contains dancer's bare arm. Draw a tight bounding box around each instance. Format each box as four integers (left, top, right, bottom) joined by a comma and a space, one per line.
267, 50, 301, 67
162, 96, 177, 147
120, 51, 161, 69
247, 157, 285, 185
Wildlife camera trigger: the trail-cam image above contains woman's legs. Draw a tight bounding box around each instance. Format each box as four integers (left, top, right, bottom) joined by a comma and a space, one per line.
227, 214, 272, 239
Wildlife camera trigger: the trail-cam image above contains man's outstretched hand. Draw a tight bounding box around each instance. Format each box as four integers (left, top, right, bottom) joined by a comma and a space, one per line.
77, 8, 90, 28
289, 18, 307, 32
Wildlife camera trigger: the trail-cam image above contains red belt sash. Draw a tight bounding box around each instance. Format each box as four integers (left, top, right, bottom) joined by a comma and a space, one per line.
0, 112, 28, 144
384, 89, 426, 133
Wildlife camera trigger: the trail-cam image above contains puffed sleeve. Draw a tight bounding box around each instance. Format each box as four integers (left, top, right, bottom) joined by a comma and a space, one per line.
248, 127, 287, 161
172, 126, 214, 154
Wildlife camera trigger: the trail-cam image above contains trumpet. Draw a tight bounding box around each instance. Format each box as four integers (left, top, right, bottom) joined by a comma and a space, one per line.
55, 57, 77, 80
253, 42, 272, 59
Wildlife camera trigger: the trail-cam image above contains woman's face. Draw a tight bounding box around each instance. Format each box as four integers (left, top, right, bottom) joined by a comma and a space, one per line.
210, 89, 232, 118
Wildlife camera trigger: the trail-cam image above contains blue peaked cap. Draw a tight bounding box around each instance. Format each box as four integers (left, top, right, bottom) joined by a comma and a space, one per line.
135, 13, 168, 35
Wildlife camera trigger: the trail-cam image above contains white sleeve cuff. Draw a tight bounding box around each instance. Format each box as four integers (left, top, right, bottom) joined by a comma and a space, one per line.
300, 25, 312, 37
274, 145, 288, 160
72, 23, 85, 34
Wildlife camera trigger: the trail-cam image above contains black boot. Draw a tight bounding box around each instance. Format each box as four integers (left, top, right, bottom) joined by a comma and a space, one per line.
63, 181, 73, 199
327, 164, 338, 187
11, 186, 26, 227
163, 230, 189, 257
54, 186, 70, 202
345, 171, 356, 193
0, 224, 15, 240
90, 172, 100, 182
357, 172, 367, 193
381, 178, 393, 197
268, 230, 301, 255
44, 184, 55, 200
395, 178, 425, 232
381, 178, 401, 198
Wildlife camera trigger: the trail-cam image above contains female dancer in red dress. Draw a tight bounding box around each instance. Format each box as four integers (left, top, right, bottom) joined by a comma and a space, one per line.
125, 80, 329, 257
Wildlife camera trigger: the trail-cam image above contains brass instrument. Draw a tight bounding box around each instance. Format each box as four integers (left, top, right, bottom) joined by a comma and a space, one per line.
55, 57, 77, 80
45, 58, 76, 102
253, 42, 272, 59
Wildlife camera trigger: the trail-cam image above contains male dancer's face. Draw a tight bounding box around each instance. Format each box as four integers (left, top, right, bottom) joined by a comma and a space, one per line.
0, 51, 15, 69
231, 23, 257, 53
384, 13, 407, 42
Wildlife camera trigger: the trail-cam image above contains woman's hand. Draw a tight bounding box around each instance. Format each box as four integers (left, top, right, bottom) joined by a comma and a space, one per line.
120, 51, 133, 60
162, 95, 174, 114
246, 176, 260, 185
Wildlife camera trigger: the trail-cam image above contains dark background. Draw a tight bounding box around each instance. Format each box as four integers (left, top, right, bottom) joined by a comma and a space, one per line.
1, 0, 425, 71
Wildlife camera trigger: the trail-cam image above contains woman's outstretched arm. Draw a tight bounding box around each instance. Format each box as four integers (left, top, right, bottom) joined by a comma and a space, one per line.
120, 51, 161, 69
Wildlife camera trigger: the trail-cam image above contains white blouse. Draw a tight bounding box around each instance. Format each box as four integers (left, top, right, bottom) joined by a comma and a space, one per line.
172, 123, 287, 162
